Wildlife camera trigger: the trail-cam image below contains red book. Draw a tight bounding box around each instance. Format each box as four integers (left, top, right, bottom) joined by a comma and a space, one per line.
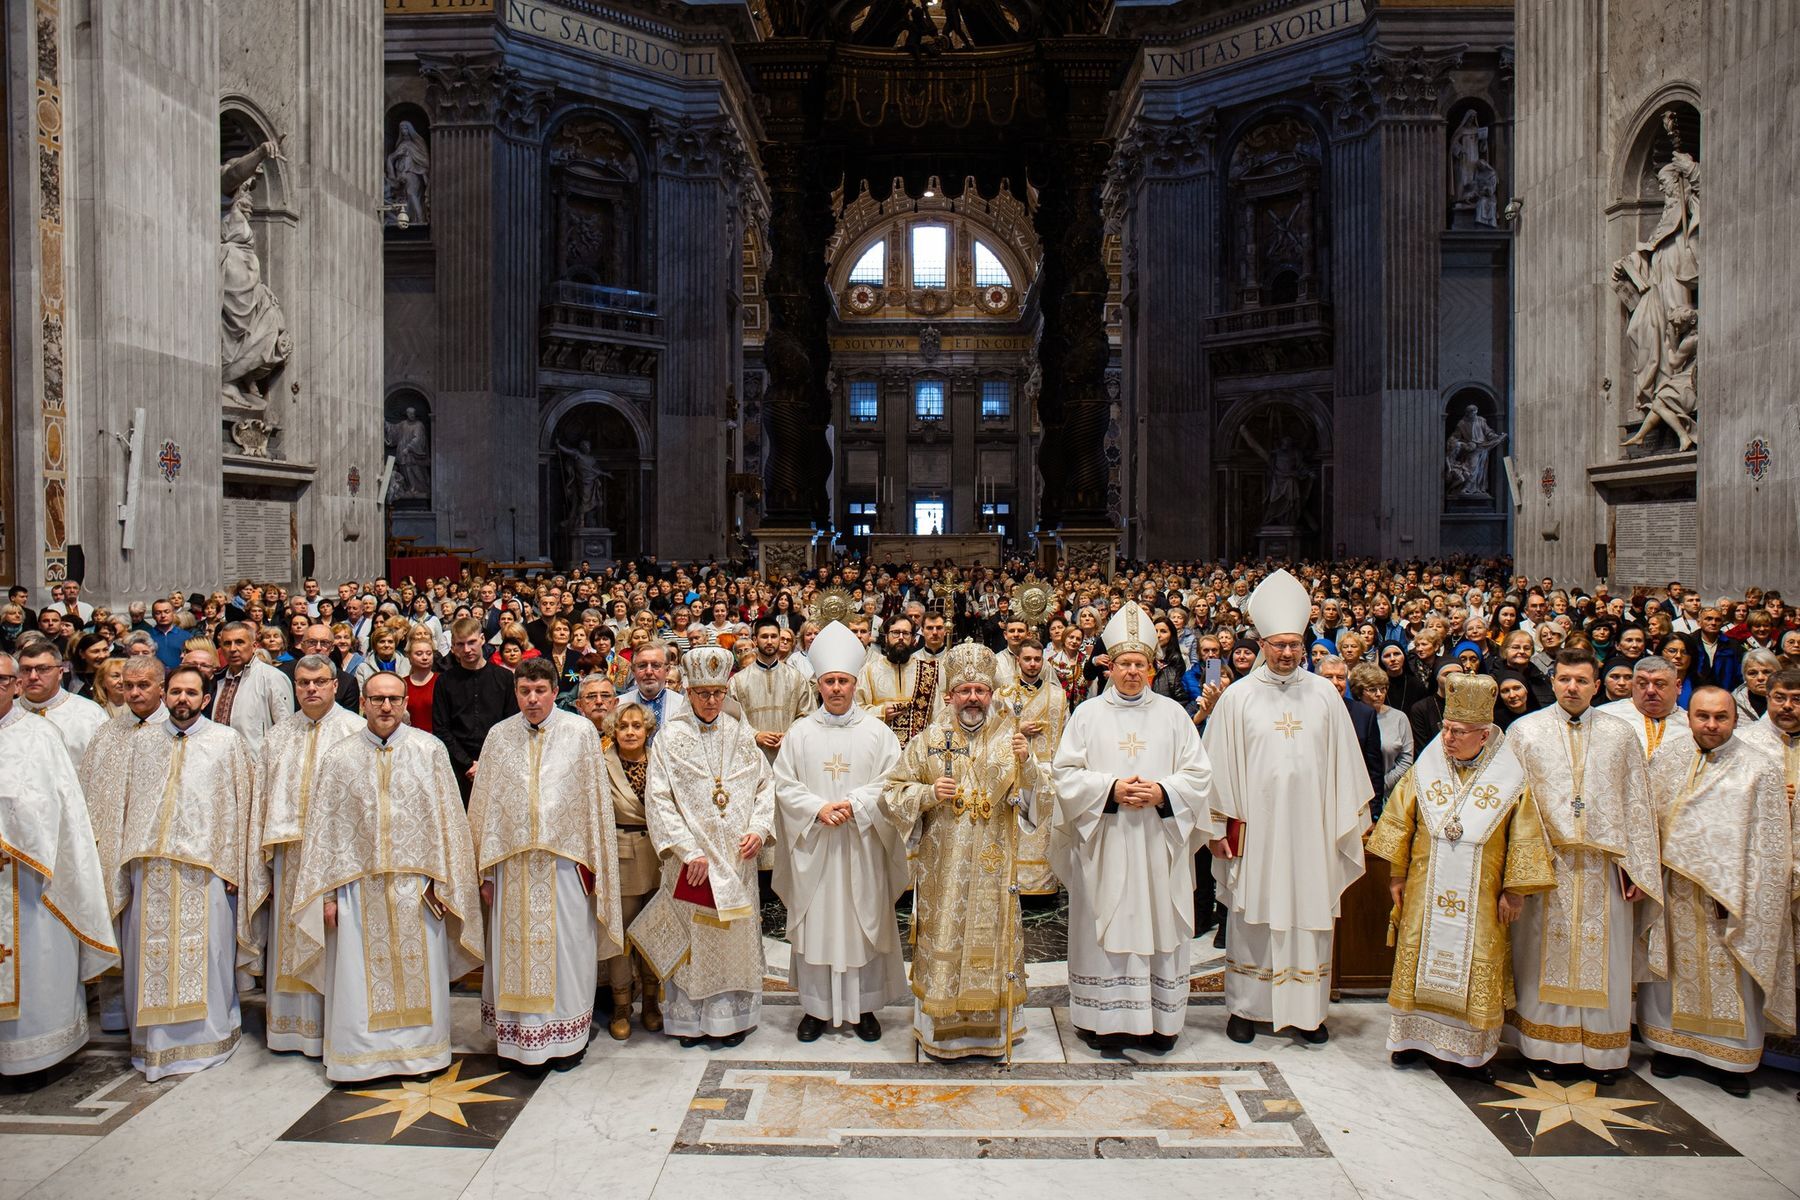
673, 871, 717, 911
1224, 819, 1245, 858
577, 864, 596, 896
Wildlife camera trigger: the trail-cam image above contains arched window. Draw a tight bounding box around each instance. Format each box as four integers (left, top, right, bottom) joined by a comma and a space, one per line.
848, 241, 885, 285
911, 224, 949, 288
973, 241, 1012, 288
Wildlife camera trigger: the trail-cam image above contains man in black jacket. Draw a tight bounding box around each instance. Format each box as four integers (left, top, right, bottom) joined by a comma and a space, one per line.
1319, 655, 1386, 807
279, 623, 361, 711
431, 616, 517, 803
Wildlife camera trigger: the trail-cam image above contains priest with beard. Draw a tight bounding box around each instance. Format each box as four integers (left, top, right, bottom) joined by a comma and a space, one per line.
1053, 604, 1215, 1052
470, 658, 623, 1071
111, 665, 255, 1081
856, 615, 939, 748
772, 621, 908, 1042
288, 672, 483, 1082
639, 646, 775, 1047
0, 652, 119, 1086
1372, 673, 1556, 1080
881, 642, 1042, 1060
239, 654, 362, 1057
1203, 570, 1371, 1045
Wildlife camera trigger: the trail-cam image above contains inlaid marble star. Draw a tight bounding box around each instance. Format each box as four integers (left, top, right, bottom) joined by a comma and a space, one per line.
1481, 1074, 1664, 1146
1118, 734, 1146, 758
822, 754, 851, 781
339, 1060, 513, 1139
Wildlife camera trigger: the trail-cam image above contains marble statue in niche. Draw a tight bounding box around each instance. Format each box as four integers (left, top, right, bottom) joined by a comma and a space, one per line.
557, 437, 613, 527
219, 140, 293, 410
384, 121, 430, 227
1444, 404, 1508, 499
1616, 111, 1701, 451
384, 404, 432, 502
1449, 111, 1499, 228
1240, 425, 1311, 529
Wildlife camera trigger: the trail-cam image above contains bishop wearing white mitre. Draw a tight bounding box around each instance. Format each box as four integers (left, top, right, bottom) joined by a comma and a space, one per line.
772, 620, 909, 1043
1202, 569, 1371, 1044
1053, 602, 1215, 1051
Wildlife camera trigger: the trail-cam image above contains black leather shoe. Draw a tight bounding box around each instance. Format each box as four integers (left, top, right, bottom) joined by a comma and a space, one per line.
719, 1030, 749, 1048
1139, 1032, 1178, 1054
1589, 1068, 1622, 1086
1226, 1015, 1256, 1044
796, 1016, 826, 1043
1390, 1049, 1423, 1068
1295, 1023, 1328, 1045
1650, 1051, 1681, 1079
1716, 1070, 1749, 1098
678, 1036, 705, 1048
1458, 1063, 1496, 1085
1213, 913, 1228, 949
853, 1013, 882, 1042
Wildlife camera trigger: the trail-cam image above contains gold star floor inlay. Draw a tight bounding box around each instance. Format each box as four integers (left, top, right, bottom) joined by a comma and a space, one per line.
340, 1060, 514, 1139
1481, 1074, 1664, 1145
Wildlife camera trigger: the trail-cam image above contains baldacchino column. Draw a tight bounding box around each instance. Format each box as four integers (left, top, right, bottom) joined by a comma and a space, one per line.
1202, 569, 1371, 1045
771, 620, 909, 1044
1052, 603, 1215, 1053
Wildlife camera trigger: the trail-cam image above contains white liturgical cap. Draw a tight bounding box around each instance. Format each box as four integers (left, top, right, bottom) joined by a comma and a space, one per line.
684, 645, 734, 688
1100, 603, 1157, 660
1247, 569, 1310, 638
807, 621, 863, 681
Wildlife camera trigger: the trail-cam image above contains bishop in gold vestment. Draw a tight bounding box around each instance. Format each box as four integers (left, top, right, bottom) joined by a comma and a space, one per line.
881, 643, 1043, 1060
1371, 675, 1555, 1073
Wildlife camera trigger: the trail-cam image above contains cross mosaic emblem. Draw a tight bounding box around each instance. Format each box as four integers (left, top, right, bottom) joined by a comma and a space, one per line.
347, 467, 362, 495
1743, 437, 1772, 482
1273, 713, 1303, 739
1539, 467, 1555, 497
1435, 890, 1468, 917
1118, 734, 1146, 758
822, 754, 850, 781
157, 441, 182, 483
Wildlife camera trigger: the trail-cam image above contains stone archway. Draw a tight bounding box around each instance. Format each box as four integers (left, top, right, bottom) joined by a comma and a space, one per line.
1215, 391, 1333, 560
539, 391, 650, 565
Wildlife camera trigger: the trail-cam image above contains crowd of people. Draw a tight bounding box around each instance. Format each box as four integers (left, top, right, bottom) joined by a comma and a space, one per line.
1, 554, 1795, 1100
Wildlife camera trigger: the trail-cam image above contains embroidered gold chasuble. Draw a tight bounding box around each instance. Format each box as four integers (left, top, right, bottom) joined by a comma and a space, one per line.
289, 726, 483, 1030
1369, 730, 1555, 1053
881, 709, 1043, 1027
469, 710, 623, 1013
998, 677, 1068, 895
1640, 732, 1796, 1055
729, 661, 815, 758
77, 708, 167, 911
1505, 707, 1665, 1007
112, 718, 255, 1026
241, 705, 363, 996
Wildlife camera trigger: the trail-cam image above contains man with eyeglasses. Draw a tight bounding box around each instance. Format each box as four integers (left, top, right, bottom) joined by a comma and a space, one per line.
280, 624, 361, 711
618, 642, 688, 739
15, 636, 108, 764
0, 651, 119, 1088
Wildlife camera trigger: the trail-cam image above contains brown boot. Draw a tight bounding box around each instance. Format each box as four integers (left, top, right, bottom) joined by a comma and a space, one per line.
609, 987, 632, 1041
640, 981, 664, 1033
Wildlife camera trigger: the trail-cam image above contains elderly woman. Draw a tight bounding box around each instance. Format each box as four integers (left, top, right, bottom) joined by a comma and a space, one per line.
1660, 632, 1700, 709
600, 700, 663, 1040
91, 657, 130, 717
1780, 628, 1800, 669
1734, 648, 1780, 721
1349, 662, 1413, 814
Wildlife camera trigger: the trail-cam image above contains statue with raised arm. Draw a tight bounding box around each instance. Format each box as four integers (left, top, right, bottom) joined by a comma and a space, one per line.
557, 437, 612, 527
1241, 427, 1310, 528
385, 406, 432, 500
219, 170, 293, 409
384, 121, 430, 227
1443, 405, 1508, 499
1615, 111, 1701, 451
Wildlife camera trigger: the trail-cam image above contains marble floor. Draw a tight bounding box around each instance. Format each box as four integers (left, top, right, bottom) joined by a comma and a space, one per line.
4, 940, 1796, 1200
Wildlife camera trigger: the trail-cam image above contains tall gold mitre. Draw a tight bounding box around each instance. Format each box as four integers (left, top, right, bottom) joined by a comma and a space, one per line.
942, 641, 998, 691
1443, 672, 1498, 725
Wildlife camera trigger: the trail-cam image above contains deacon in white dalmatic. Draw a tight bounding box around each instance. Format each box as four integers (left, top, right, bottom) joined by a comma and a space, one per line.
772, 620, 909, 1043
1052, 603, 1215, 1051
1202, 570, 1372, 1044
0, 653, 119, 1083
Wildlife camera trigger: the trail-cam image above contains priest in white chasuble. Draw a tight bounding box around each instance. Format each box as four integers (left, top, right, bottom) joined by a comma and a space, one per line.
239, 654, 362, 1057
1597, 656, 1689, 759
289, 672, 483, 1083
1738, 667, 1799, 805
1203, 570, 1370, 1044
642, 646, 775, 1046
0, 655, 119, 1083
1000, 639, 1068, 895
112, 666, 255, 1081
16, 637, 108, 764
77, 655, 167, 1034
881, 642, 1043, 1061
1502, 649, 1663, 1080
1053, 605, 1215, 1052
730, 616, 816, 763
1371, 673, 1556, 1080
1637, 686, 1794, 1097
470, 658, 623, 1071
856, 614, 939, 748
772, 621, 908, 1042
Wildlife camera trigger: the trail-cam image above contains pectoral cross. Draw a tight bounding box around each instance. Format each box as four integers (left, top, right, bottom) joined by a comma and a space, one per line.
1570, 796, 1585, 817
822, 754, 850, 782
1435, 890, 1468, 917
1273, 712, 1303, 739
1118, 734, 1145, 758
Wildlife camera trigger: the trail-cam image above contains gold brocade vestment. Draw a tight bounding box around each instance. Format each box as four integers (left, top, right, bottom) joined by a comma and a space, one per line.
882, 709, 1042, 1025
998, 677, 1068, 895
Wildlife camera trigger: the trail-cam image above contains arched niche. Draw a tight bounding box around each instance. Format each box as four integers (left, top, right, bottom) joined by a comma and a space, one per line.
539, 391, 650, 562
544, 110, 647, 292
1441, 383, 1509, 510
1214, 390, 1332, 558
384, 103, 431, 232
220, 101, 288, 210
1222, 110, 1325, 311
383, 387, 434, 509
1445, 98, 1501, 228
